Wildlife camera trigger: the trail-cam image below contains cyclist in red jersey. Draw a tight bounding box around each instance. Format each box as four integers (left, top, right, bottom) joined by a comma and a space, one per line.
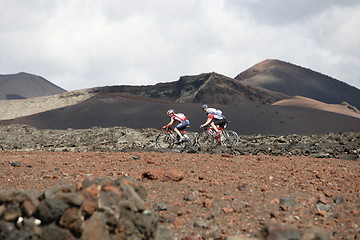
163, 109, 190, 142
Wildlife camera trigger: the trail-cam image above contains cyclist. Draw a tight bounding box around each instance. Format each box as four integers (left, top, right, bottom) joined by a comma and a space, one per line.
200, 104, 227, 134
163, 109, 190, 143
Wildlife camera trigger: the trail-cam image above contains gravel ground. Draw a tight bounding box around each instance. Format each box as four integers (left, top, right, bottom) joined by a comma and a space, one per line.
0, 125, 359, 239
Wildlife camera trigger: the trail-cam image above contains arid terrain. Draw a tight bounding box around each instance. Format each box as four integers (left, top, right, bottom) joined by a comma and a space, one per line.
0, 125, 359, 239
1, 60, 360, 239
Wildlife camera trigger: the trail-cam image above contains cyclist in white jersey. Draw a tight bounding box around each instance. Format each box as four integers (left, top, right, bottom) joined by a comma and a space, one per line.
163, 109, 190, 142
200, 104, 226, 133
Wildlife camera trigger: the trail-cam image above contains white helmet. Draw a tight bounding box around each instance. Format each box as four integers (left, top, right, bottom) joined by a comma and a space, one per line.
167, 109, 175, 115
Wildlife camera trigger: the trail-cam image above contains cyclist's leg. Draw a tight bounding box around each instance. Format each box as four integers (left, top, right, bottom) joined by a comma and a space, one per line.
210, 120, 219, 132
174, 123, 187, 142
176, 120, 190, 138
182, 121, 192, 142
173, 127, 182, 138
217, 119, 227, 129
213, 119, 226, 133
214, 119, 227, 142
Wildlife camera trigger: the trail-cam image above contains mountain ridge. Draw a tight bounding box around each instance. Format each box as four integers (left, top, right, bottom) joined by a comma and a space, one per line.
93, 72, 290, 106
0, 72, 66, 100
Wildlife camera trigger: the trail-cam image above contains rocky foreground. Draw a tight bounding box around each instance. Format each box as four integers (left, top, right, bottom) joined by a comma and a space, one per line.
0, 177, 166, 240
0, 125, 359, 239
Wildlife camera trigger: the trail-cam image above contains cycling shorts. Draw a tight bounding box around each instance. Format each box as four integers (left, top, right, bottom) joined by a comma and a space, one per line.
176, 119, 190, 130
213, 118, 226, 128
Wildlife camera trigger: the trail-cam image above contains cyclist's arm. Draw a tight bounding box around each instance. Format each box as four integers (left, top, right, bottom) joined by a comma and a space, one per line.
165, 117, 175, 127
202, 114, 214, 126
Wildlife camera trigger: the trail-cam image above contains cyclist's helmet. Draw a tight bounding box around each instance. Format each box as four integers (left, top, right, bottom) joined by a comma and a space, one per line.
202, 104, 208, 110
167, 109, 175, 115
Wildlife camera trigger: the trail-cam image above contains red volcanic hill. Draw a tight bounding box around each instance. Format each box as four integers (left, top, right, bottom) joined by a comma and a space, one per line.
0, 72, 66, 100
235, 59, 360, 109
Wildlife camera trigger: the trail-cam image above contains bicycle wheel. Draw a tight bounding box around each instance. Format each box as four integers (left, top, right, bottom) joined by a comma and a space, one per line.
221, 130, 239, 146
155, 133, 174, 148
196, 131, 216, 147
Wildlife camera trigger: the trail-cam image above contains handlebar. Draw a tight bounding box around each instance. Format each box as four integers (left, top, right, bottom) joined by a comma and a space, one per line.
161, 126, 172, 132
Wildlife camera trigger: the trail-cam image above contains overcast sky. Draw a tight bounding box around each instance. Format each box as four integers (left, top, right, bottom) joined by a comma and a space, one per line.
1, 0, 359, 91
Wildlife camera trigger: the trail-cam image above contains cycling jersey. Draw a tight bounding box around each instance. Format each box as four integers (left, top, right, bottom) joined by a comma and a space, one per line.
206, 108, 225, 120
170, 113, 190, 130
172, 113, 187, 122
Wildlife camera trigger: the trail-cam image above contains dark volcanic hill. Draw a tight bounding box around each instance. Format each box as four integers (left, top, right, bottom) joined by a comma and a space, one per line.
235, 59, 360, 109
0, 72, 66, 100
96, 72, 290, 106
2, 93, 360, 135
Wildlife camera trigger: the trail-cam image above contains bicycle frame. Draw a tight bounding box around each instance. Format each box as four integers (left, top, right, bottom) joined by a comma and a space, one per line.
156, 127, 194, 148
164, 127, 177, 137
161, 127, 178, 142
162, 127, 188, 138
203, 125, 226, 142
197, 122, 238, 147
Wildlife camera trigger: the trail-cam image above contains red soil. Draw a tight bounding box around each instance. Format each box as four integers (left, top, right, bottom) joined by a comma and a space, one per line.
0, 151, 359, 239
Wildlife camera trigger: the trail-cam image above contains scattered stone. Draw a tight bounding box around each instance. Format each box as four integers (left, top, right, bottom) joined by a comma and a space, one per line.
193, 220, 209, 229
279, 197, 296, 207
203, 199, 212, 208
10, 162, 21, 167
142, 168, 184, 182
183, 192, 197, 202
333, 196, 345, 204
153, 202, 168, 211
222, 207, 234, 214
259, 224, 332, 240
317, 192, 328, 204
316, 203, 334, 214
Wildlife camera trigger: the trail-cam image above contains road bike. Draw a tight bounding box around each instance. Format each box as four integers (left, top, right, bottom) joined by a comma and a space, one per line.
196, 122, 239, 147
155, 126, 196, 148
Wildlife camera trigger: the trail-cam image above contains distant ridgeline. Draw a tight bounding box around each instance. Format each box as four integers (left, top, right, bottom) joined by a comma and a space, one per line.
0, 72, 66, 100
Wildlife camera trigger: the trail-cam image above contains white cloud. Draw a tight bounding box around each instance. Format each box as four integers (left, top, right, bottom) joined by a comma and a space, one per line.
296, 3, 360, 87
0, 0, 359, 90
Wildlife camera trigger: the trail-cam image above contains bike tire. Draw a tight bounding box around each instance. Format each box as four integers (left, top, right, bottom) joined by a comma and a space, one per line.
222, 130, 239, 146
196, 131, 216, 148
155, 133, 174, 148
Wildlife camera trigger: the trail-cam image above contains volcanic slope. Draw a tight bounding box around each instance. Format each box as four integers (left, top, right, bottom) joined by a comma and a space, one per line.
1, 92, 360, 135
235, 59, 360, 109
0, 72, 66, 100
